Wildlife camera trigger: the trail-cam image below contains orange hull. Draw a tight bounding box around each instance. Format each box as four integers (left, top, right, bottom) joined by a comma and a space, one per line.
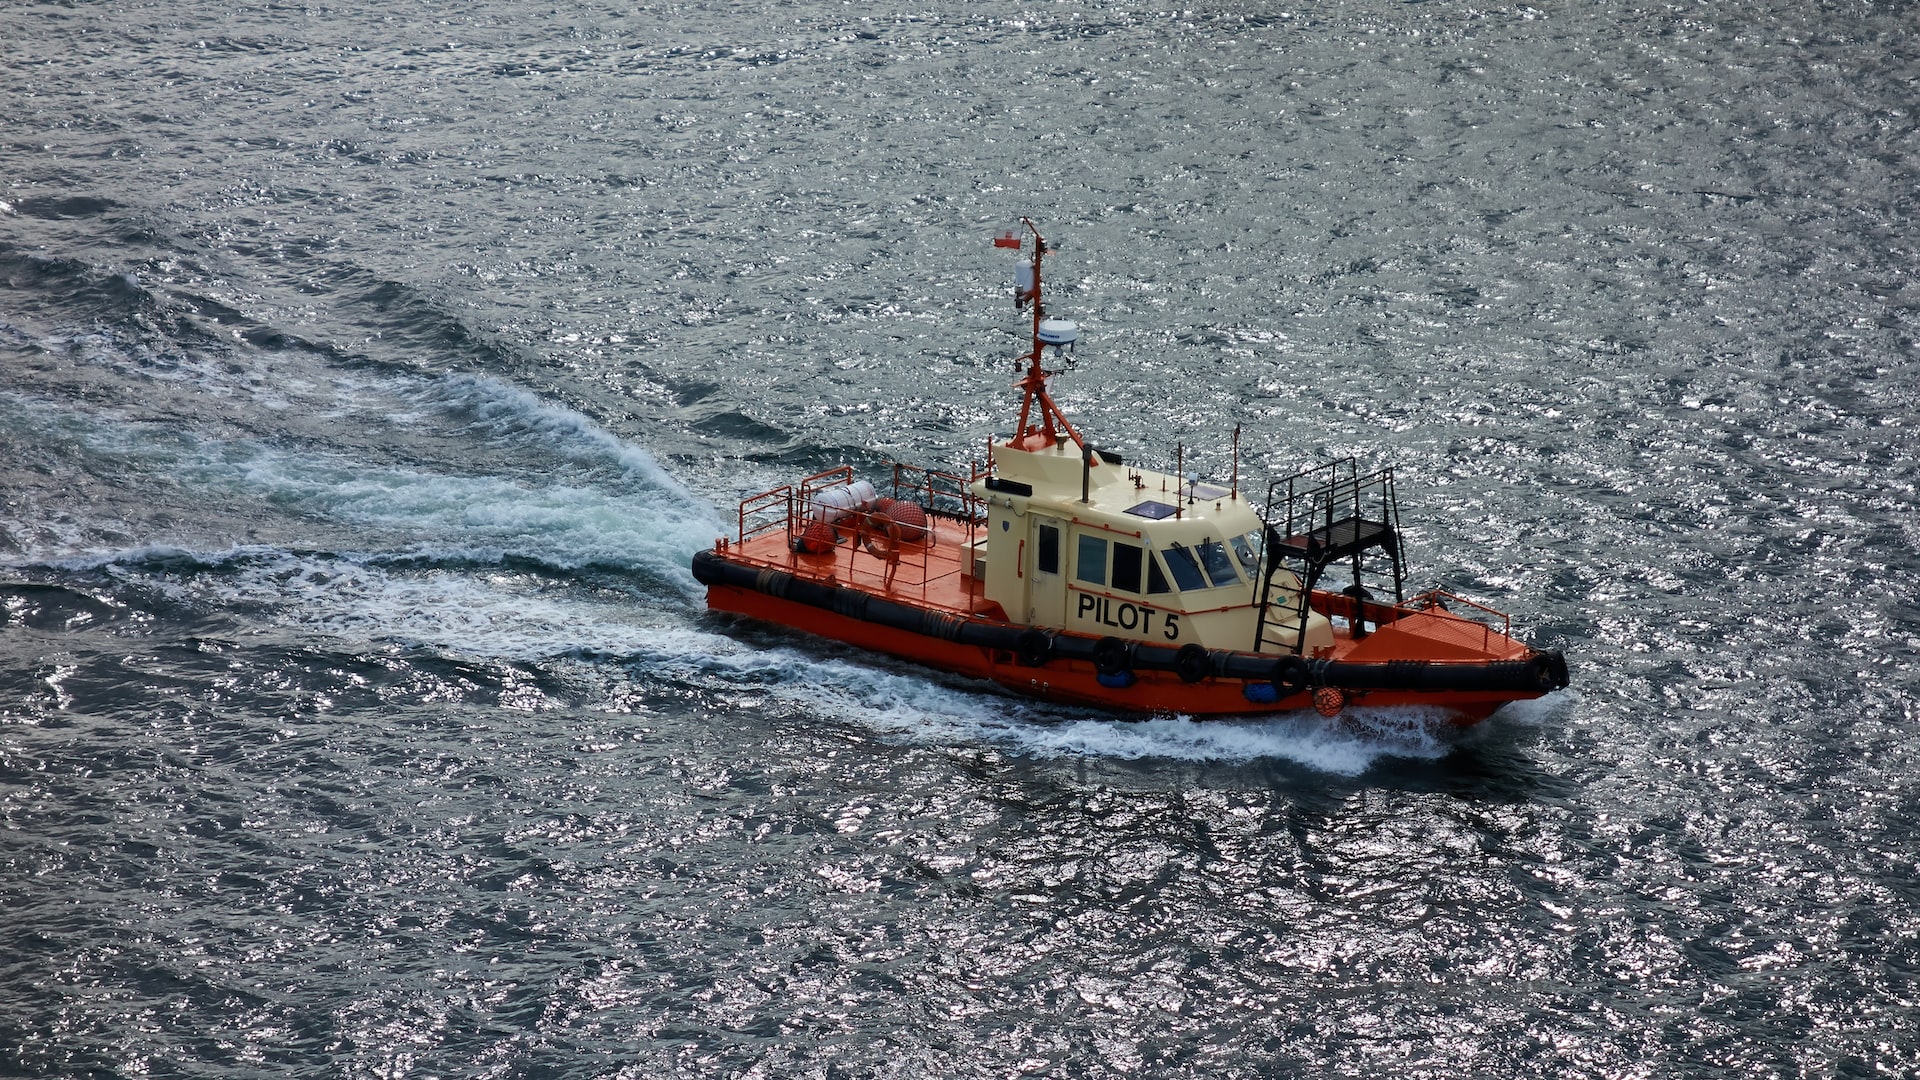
704, 576, 1542, 723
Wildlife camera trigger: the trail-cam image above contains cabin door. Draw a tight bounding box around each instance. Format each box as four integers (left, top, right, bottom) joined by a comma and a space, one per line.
1028, 516, 1067, 627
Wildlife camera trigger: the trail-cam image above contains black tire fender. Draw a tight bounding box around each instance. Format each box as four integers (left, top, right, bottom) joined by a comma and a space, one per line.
1271, 654, 1310, 695
1526, 654, 1556, 692
1093, 636, 1133, 677
1015, 629, 1051, 668
1174, 643, 1210, 684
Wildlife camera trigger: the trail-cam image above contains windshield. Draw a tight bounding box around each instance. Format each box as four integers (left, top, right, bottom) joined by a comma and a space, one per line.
1161, 545, 1206, 591
1197, 540, 1240, 587
1161, 540, 1242, 591
1230, 531, 1261, 572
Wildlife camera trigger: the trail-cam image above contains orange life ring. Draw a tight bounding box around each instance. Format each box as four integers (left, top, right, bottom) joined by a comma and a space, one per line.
861, 511, 903, 563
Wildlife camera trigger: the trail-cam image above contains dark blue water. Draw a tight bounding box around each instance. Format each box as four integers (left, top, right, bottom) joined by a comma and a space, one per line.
4, 2, 1918, 1076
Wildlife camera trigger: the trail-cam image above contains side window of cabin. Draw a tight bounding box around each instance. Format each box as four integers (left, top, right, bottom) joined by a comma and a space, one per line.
1147, 552, 1172, 595
1111, 542, 1143, 593
1036, 524, 1060, 575
1161, 544, 1208, 591
1075, 533, 1107, 586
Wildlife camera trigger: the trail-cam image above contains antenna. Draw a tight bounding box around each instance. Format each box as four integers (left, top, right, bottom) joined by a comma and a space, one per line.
996, 218, 1085, 453
1231, 424, 1241, 500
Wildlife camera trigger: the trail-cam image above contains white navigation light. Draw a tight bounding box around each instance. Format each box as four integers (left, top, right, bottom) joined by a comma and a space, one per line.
1037, 318, 1079, 352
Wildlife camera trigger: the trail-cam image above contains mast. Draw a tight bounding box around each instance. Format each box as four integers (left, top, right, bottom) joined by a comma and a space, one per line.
997, 218, 1084, 452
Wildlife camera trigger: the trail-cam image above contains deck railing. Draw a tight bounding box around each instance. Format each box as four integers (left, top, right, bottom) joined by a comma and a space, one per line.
738, 483, 800, 545
1309, 587, 1514, 654
1402, 590, 1513, 653
729, 463, 986, 603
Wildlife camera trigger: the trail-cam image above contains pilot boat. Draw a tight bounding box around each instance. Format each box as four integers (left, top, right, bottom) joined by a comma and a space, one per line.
692, 220, 1569, 723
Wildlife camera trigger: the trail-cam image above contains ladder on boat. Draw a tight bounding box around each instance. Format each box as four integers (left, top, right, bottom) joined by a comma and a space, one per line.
1255, 458, 1408, 654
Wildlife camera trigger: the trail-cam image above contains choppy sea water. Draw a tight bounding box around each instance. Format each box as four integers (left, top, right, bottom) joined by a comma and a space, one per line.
3, 2, 1918, 1076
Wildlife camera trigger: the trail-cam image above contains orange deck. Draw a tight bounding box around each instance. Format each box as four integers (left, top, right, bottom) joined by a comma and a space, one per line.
727, 516, 990, 617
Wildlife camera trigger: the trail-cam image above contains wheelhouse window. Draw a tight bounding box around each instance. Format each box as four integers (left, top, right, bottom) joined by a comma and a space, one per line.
1231, 531, 1261, 572
1160, 544, 1207, 591
1147, 553, 1171, 594
1111, 541, 1144, 593
1075, 533, 1107, 586
1162, 540, 1242, 591
1197, 540, 1240, 587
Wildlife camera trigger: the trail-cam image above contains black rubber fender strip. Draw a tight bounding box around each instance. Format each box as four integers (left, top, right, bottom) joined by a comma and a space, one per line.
958, 621, 1025, 651
699, 553, 1009, 651
1312, 658, 1557, 693
691, 548, 729, 586
1218, 651, 1274, 681
863, 597, 924, 635
829, 586, 869, 621
918, 609, 965, 642
788, 576, 835, 610
1130, 643, 1182, 672
755, 568, 793, 600
1049, 634, 1100, 662
1542, 649, 1571, 689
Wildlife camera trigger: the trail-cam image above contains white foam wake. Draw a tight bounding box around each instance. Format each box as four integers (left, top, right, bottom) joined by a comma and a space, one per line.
195, 442, 717, 586
676, 644, 1463, 773
2, 369, 726, 590
58, 543, 713, 659
411, 373, 708, 507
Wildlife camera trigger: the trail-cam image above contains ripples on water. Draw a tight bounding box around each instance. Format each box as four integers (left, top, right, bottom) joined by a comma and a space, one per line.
4, 1, 1919, 1076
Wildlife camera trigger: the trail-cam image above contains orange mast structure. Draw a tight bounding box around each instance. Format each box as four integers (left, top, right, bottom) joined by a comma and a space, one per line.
998, 218, 1084, 452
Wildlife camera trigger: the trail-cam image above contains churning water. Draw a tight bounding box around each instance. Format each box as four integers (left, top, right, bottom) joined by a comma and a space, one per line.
3, 2, 1918, 1076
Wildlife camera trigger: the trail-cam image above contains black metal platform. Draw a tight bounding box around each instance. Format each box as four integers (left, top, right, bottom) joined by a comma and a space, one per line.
1273, 515, 1398, 566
